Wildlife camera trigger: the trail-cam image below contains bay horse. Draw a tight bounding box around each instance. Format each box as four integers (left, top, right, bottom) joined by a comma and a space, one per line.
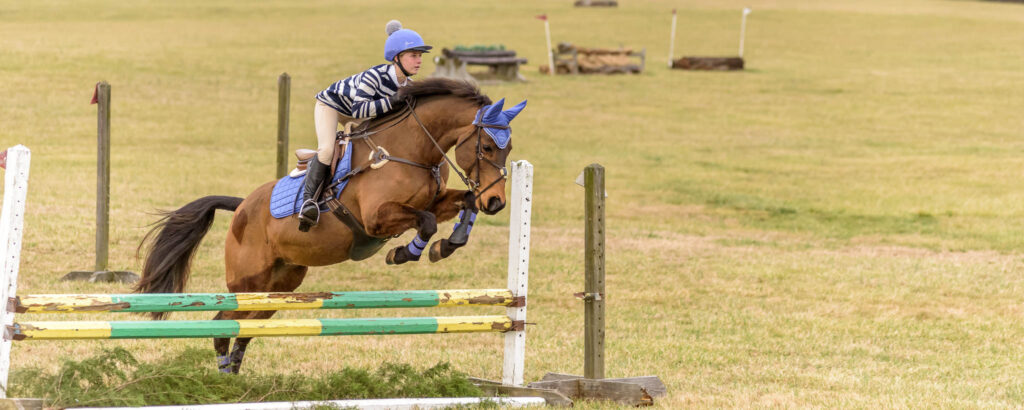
134, 78, 526, 373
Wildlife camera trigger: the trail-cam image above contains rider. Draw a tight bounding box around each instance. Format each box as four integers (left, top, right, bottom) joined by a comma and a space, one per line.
299, 20, 432, 231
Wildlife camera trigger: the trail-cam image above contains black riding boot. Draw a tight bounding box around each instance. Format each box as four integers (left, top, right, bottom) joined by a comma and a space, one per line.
298, 158, 330, 232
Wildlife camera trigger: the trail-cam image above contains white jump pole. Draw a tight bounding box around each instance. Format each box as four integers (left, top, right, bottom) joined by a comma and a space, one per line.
668, 9, 677, 68
0, 145, 31, 399
739, 7, 751, 58
503, 160, 532, 386
538, 15, 554, 76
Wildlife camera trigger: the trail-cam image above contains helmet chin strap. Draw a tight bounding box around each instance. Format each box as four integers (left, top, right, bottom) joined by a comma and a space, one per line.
394, 55, 413, 77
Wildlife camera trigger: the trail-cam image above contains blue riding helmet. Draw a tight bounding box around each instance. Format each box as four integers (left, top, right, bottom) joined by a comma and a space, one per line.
384, 29, 433, 61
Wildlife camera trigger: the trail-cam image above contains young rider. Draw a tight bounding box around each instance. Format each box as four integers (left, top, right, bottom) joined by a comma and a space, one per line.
299, 20, 431, 231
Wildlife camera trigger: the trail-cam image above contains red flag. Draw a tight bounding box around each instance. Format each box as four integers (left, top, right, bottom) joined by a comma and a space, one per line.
0, 149, 7, 170
672, 8, 677, 14
535, 14, 547, 21
91, 82, 99, 104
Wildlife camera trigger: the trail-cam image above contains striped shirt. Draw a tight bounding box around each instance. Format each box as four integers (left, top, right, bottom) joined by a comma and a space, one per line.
315, 64, 406, 119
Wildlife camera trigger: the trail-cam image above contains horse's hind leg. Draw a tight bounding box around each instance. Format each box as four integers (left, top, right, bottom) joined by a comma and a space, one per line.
213, 312, 233, 373
224, 262, 309, 374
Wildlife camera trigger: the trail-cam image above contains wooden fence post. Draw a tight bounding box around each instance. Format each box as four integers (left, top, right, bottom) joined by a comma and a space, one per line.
63, 83, 136, 284
276, 73, 290, 179
584, 163, 605, 380
95, 82, 110, 272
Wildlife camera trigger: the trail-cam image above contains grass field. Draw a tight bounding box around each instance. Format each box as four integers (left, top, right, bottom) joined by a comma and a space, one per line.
2, 0, 1024, 407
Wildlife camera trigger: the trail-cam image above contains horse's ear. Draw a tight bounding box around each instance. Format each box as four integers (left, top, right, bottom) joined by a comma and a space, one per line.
482, 98, 506, 123
501, 100, 527, 122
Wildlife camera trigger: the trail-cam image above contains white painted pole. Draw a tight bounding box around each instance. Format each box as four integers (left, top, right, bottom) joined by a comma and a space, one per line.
69, 397, 547, 410
668, 9, 677, 68
503, 160, 532, 386
739, 7, 751, 58
0, 145, 31, 399
544, 20, 554, 76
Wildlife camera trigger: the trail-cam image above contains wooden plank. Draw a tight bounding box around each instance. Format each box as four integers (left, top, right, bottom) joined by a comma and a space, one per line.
443, 49, 518, 58
584, 164, 605, 380
529, 379, 652, 406
455, 56, 527, 65
672, 56, 744, 71
579, 379, 653, 406
539, 372, 667, 397
527, 379, 580, 399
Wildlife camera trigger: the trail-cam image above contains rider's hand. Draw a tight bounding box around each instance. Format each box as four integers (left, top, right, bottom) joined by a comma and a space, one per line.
387, 95, 406, 110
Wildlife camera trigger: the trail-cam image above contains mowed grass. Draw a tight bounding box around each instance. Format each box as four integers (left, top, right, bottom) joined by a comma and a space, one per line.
2, 0, 1024, 407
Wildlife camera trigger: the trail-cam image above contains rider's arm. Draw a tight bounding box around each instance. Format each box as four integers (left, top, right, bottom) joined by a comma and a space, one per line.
349, 73, 395, 119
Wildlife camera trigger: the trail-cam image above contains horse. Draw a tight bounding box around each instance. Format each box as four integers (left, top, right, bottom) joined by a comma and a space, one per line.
133, 78, 527, 373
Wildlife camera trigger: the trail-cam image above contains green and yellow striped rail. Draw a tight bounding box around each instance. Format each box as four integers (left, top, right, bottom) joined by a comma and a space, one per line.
13, 289, 521, 314
9, 315, 520, 340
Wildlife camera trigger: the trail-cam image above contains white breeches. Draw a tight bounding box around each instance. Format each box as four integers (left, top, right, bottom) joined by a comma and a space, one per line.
314, 101, 363, 163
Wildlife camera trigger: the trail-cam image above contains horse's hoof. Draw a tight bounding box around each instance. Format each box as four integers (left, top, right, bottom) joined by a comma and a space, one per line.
428, 241, 443, 263
387, 246, 418, 265
386, 247, 402, 265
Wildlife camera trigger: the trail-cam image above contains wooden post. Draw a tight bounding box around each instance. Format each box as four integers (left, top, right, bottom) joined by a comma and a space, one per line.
0, 145, 31, 399
584, 164, 605, 380
529, 165, 665, 405
62, 84, 136, 284
276, 73, 290, 179
95, 82, 110, 273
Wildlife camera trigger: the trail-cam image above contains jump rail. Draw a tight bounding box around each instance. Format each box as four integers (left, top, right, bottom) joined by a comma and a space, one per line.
13, 289, 522, 314
0, 149, 533, 398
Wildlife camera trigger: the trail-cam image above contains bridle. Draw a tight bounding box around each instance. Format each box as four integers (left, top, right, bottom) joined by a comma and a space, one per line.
409, 102, 509, 198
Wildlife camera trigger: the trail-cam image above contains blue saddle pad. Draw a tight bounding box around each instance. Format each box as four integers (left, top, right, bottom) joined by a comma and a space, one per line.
270, 141, 353, 219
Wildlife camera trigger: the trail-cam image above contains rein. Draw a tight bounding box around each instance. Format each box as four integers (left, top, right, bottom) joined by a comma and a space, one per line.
326, 96, 508, 203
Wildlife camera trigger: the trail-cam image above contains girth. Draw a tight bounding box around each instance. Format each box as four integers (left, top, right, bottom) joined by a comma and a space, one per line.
324, 197, 389, 261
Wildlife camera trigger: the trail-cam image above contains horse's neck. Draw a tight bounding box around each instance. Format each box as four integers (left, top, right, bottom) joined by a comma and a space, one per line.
372, 98, 473, 163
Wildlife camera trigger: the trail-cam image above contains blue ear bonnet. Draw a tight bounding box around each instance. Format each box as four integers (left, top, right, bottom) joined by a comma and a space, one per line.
473, 98, 527, 149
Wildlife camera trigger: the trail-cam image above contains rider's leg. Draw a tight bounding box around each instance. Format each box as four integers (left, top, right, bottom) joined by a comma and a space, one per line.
313, 101, 339, 164
298, 102, 340, 231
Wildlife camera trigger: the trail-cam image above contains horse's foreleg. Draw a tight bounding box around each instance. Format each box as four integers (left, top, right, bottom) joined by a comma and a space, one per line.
426, 190, 477, 263
367, 202, 437, 265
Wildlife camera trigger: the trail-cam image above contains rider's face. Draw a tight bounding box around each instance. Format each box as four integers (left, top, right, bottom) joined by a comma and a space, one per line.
396, 51, 423, 75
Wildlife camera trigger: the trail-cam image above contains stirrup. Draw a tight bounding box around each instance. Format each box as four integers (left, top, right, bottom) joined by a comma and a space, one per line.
297, 199, 321, 231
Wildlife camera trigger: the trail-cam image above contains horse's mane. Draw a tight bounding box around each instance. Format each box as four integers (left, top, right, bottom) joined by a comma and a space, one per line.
397, 78, 492, 106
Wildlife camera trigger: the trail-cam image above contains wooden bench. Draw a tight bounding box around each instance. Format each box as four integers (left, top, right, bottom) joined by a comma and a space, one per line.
432, 48, 528, 83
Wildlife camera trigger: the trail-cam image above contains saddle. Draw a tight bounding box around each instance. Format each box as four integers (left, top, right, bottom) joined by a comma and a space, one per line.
289, 121, 367, 177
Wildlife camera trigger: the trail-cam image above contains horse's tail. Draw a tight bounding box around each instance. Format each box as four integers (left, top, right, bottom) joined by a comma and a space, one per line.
134, 195, 243, 319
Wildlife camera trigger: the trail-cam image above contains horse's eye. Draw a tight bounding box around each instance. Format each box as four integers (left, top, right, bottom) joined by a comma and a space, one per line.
483, 145, 494, 153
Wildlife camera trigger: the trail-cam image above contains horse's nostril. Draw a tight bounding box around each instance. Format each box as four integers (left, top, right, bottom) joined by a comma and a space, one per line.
487, 197, 505, 213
